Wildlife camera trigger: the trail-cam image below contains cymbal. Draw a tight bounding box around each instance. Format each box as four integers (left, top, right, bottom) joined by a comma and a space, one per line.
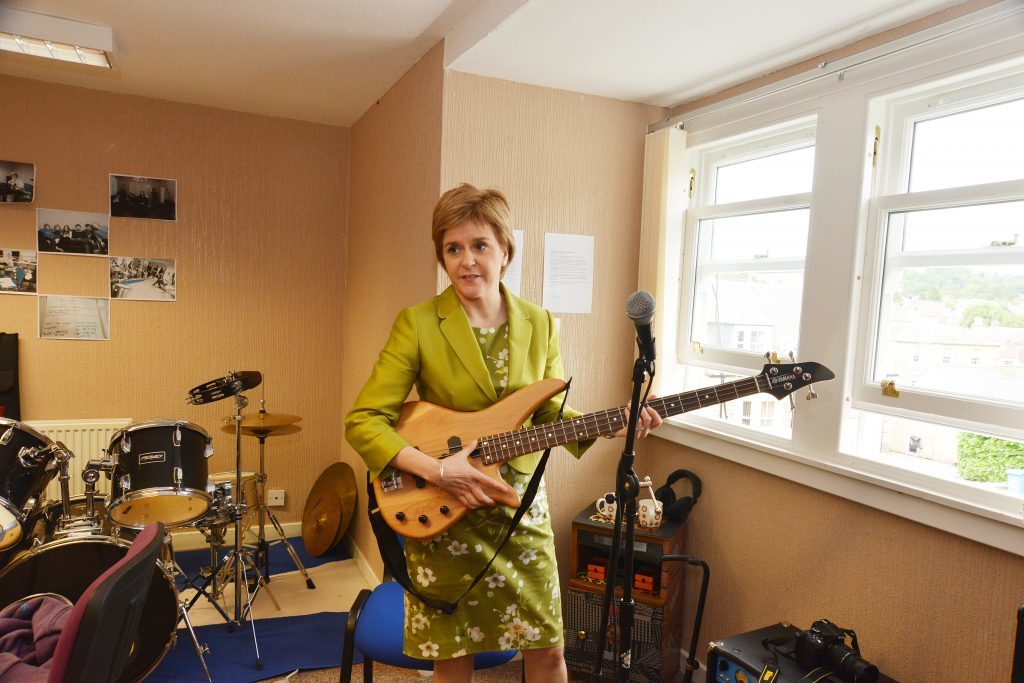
302, 462, 357, 557
220, 423, 302, 438
229, 413, 302, 428
302, 489, 342, 557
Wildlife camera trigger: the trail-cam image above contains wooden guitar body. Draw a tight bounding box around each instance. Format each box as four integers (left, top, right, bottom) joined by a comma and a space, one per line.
373, 378, 568, 539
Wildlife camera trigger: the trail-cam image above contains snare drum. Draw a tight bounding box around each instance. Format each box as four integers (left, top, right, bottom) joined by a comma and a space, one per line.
0, 533, 177, 683
107, 420, 213, 529
199, 470, 259, 528
0, 418, 56, 549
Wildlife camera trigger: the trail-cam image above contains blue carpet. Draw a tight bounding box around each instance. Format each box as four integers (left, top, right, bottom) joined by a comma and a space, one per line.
148, 611, 358, 682
173, 535, 351, 591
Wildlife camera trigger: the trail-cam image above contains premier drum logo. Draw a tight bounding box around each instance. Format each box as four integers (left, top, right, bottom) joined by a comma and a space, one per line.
139, 451, 166, 464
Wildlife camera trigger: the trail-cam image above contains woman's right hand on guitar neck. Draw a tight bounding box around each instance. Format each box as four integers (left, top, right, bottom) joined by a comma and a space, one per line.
390, 441, 515, 510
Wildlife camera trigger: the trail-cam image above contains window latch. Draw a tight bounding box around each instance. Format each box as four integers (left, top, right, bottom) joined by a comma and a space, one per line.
990, 234, 1018, 247
880, 379, 899, 398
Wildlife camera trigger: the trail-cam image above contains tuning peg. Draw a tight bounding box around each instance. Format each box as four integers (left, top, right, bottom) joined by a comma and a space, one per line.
789, 394, 796, 411
788, 350, 796, 363
806, 385, 818, 401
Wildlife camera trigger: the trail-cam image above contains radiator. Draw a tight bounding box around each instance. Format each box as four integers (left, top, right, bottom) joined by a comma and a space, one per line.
23, 418, 132, 500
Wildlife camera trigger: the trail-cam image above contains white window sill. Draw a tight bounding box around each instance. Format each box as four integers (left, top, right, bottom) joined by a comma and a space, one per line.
654, 417, 1024, 557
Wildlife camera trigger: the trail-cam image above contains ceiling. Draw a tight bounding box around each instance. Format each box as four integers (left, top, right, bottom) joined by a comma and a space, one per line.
0, 0, 967, 127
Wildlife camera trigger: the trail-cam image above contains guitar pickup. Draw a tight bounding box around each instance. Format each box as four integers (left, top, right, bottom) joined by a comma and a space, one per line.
380, 471, 404, 493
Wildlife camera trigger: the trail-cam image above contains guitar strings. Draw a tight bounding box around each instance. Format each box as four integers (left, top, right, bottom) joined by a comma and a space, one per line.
406, 375, 766, 462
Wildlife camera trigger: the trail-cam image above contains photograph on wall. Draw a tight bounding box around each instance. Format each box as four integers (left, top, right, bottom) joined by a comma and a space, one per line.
109, 174, 176, 221
38, 295, 110, 341
110, 257, 176, 301
0, 249, 38, 294
36, 209, 110, 256
0, 161, 35, 203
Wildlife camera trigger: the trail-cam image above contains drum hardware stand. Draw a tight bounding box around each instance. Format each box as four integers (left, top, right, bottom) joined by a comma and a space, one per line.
164, 534, 214, 682
250, 400, 314, 588
53, 444, 74, 524
186, 369, 269, 671
227, 390, 264, 669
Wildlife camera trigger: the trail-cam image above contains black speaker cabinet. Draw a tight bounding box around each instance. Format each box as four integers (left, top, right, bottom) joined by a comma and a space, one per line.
563, 504, 687, 682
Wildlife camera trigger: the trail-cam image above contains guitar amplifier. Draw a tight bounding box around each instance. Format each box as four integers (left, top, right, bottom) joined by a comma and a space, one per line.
707, 623, 897, 683
563, 587, 663, 682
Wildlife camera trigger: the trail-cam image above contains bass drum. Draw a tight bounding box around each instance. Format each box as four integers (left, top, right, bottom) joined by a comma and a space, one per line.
0, 535, 177, 683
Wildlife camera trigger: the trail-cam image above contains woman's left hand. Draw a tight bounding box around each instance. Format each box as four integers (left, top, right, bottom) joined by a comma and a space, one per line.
612, 398, 663, 439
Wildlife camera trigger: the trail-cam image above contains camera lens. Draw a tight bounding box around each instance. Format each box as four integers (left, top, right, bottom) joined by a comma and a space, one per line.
835, 648, 879, 683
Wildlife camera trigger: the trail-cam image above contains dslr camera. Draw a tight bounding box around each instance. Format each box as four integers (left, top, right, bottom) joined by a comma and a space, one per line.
794, 619, 879, 683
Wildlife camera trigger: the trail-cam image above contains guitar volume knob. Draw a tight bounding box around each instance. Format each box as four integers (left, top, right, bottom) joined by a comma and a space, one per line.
418, 514, 428, 524
440, 505, 450, 515
395, 512, 405, 521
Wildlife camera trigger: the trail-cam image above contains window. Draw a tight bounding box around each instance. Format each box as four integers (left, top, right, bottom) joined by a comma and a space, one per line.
848, 64, 1024, 507
649, 8, 1024, 551
677, 119, 815, 439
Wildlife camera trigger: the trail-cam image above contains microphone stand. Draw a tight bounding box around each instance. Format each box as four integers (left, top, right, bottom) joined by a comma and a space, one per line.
592, 347, 653, 683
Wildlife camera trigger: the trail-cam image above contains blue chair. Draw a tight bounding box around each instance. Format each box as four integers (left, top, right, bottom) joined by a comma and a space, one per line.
340, 581, 521, 682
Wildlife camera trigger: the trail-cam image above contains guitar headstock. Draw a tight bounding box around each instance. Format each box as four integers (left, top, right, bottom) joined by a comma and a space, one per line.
757, 360, 835, 400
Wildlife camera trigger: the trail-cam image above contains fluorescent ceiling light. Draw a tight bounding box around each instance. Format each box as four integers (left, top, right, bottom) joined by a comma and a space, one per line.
0, 8, 112, 68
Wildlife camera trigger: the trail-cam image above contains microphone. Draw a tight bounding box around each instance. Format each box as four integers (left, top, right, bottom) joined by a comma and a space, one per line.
626, 290, 656, 362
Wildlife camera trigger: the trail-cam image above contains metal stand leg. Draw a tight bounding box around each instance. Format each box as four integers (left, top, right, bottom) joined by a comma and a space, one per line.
164, 534, 215, 681
216, 547, 280, 616
255, 435, 315, 589
179, 600, 212, 682
264, 506, 316, 589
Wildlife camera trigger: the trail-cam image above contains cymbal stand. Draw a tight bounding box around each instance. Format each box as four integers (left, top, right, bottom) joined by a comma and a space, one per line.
251, 406, 314, 588
226, 392, 264, 670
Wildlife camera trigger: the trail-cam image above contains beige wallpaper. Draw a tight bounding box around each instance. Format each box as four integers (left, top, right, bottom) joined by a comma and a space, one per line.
343, 42, 446, 575
637, 439, 1024, 680
440, 69, 667, 591
0, 74, 348, 525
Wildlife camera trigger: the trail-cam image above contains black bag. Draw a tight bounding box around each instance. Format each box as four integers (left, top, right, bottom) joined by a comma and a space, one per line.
0, 333, 21, 420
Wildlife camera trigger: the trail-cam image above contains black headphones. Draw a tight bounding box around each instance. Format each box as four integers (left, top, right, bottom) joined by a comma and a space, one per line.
654, 469, 702, 523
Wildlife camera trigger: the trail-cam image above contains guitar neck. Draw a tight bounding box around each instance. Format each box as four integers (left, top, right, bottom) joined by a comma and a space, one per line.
475, 373, 766, 466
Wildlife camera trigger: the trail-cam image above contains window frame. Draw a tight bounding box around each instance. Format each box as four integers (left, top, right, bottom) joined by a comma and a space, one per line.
679, 118, 817, 373
646, 3, 1024, 556
851, 65, 1024, 442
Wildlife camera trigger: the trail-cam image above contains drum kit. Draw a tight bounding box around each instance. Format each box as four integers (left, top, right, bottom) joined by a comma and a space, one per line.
0, 370, 311, 682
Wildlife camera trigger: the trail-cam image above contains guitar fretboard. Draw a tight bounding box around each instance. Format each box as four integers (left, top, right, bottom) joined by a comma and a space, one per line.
475, 374, 765, 465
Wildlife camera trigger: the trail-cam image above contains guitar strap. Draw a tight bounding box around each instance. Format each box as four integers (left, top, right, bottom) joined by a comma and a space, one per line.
366, 384, 571, 615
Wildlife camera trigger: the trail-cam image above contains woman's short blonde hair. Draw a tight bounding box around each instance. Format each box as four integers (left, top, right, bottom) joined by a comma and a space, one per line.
432, 183, 515, 276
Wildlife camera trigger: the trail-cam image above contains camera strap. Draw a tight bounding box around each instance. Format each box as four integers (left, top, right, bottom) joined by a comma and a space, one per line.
758, 663, 780, 683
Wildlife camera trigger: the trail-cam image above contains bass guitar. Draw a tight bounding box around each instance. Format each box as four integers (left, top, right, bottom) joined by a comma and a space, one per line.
375, 361, 834, 538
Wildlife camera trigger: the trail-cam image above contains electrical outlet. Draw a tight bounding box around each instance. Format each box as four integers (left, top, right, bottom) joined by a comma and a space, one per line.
267, 489, 285, 507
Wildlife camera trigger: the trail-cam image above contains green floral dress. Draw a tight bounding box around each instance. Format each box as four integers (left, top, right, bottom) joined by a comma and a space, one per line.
402, 323, 564, 659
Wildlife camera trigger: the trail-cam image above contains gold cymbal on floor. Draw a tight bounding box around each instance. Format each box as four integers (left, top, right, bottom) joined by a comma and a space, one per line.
302, 462, 357, 557
302, 490, 342, 558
